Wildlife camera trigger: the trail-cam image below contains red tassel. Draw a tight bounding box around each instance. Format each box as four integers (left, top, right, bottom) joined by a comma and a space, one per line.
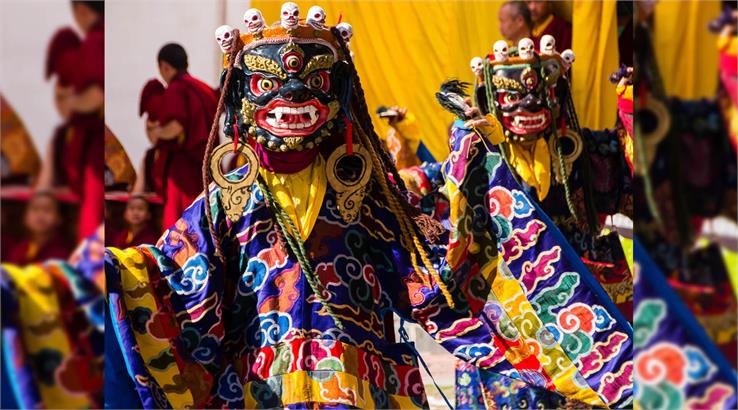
638, 82, 648, 110
559, 116, 566, 136
337, 13, 343, 24
343, 115, 353, 156
233, 115, 239, 153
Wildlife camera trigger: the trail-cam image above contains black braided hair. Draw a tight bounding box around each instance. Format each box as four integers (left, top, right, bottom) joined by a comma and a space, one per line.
329, 27, 445, 242
202, 41, 241, 264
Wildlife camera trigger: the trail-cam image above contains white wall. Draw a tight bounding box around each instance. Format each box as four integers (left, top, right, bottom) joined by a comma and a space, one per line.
0, 0, 78, 156
105, 0, 247, 170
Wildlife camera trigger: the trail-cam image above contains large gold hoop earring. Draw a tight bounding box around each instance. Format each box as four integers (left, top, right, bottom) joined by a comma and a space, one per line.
638, 98, 671, 173
326, 144, 372, 223
549, 129, 583, 183
209, 141, 259, 222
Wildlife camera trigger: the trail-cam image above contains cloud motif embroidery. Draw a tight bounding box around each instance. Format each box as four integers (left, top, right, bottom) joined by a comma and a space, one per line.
217, 365, 244, 402
511, 190, 534, 218
238, 257, 268, 296
453, 344, 496, 362
167, 253, 209, 295
246, 311, 292, 348
192, 334, 220, 364
684, 346, 716, 384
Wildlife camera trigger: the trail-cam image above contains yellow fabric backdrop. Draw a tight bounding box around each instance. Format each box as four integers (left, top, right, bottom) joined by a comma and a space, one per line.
254, 1, 618, 159
571, 0, 619, 131
255, 1, 509, 160
654, 0, 720, 99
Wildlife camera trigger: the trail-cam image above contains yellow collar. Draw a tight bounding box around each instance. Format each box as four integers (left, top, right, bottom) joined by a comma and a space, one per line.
532, 14, 555, 38
259, 156, 327, 241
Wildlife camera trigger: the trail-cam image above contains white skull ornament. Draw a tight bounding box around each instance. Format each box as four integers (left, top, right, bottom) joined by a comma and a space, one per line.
518, 37, 534, 60
244, 8, 266, 35
561, 49, 576, 69
539, 34, 556, 55
493, 40, 509, 62
280, 2, 300, 30
470, 57, 484, 76
306, 6, 327, 29
215, 25, 235, 54
337, 22, 353, 42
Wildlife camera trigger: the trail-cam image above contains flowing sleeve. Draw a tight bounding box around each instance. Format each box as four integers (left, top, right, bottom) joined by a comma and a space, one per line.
389, 116, 634, 408
105, 185, 233, 408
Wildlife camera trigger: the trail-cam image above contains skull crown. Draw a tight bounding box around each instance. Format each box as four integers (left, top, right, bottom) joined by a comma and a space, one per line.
470, 57, 484, 76
307, 6, 327, 29
517, 37, 534, 60
280, 2, 300, 30
216, 3, 356, 55
243, 8, 266, 35
493, 40, 509, 62
215, 25, 236, 53
539, 34, 556, 55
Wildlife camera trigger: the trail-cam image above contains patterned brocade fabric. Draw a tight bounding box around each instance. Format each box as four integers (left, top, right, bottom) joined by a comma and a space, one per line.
1, 228, 105, 408
454, 360, 566, 409
106, 120, 632, 408
634, 241, 737, 409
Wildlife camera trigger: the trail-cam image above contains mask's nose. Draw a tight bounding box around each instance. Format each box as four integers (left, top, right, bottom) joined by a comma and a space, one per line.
279, 79, 311, 102
519, 92, 543, 111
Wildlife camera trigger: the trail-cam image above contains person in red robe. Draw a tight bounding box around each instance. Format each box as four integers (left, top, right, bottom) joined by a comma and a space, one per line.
527, 1, 572, 51
143, 43, 218, 229
108, 195, 159, 249
4, 192, 73, 264
37, 1, 104, 241
499, 1, 534, 45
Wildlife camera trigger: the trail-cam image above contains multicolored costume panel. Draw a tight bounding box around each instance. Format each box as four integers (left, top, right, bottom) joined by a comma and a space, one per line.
106, 118, 632, 408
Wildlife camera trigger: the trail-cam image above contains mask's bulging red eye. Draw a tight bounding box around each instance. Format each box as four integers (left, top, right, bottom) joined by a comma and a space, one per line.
250, 74, 281, 96
305, 71, 330, 93
282, 51, 304, 72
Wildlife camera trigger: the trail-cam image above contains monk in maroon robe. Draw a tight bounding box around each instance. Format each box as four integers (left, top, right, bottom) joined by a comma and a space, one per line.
528, 1, 572, 51
4, 193, 73, 264
145, 43, 218, 229
108, 196, 159, 248
38, 1, 104, 241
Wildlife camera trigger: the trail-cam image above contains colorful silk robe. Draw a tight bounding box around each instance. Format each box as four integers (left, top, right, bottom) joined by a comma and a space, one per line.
634, 240, 737, 409
454, 360, 566, 409
1, 228, 105, 408
106, 121, 632, 408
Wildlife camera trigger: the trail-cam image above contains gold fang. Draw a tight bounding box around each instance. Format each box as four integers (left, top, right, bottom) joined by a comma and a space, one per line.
244, 55, 287, 80
491, 75, 524, 92
300, 54, 335, 79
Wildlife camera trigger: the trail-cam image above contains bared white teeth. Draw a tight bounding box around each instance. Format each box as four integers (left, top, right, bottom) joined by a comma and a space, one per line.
511, 113, 547, 129
266, 105, 319, 130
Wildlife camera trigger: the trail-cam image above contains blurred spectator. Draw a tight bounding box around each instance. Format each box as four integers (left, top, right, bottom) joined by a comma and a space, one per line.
527, 1, 572, 50
377, 106, 422, 169
498, 1, 533, 45
3, 192, 72, 264
108, 195, 159, 248
138, 43, 218, 229
36, 0, 105, 240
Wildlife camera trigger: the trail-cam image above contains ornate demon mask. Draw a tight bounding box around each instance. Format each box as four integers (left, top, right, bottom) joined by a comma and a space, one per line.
222, 21, 351, 154
480, 37, 574, 144
240, 40, 344, 152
